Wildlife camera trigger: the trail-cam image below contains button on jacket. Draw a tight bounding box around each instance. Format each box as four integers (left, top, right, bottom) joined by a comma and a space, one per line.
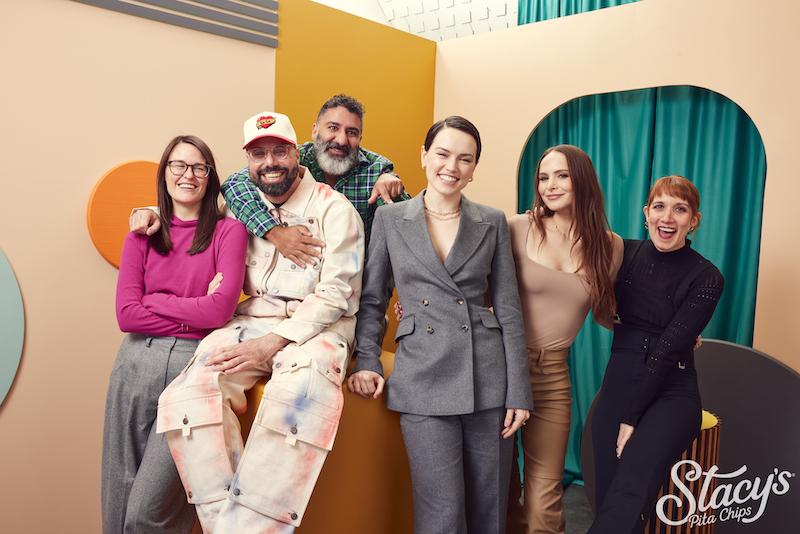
353, 194, 532, 415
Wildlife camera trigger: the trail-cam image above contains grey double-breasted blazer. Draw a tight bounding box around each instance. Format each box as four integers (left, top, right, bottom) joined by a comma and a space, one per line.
353, 193, 532, 416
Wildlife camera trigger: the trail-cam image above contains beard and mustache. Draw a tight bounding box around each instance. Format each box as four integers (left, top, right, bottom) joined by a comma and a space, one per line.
314, 136, 358, 176
251, 136, 357, 196
254, 163, 300, 197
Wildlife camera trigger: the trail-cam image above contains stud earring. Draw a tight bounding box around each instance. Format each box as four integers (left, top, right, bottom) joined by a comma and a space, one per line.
644, 219, 649, 230
689, 226, 695, 232
468, 177, 474, 182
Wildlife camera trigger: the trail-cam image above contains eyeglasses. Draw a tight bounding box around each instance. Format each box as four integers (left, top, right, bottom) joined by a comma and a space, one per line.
246, 145, 294, 163
167, 160, 212, 178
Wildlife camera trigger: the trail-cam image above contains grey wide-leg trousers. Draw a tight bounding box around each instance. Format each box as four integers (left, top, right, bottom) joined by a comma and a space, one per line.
400, 407, 513, 534
102, 334, 198, 534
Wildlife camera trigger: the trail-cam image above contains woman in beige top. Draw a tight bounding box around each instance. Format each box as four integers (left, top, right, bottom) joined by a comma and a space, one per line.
506, 145, 623, 534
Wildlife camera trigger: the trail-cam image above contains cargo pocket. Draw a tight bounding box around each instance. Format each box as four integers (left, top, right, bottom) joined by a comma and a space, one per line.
156, 388, 223, 436
270, 349, 344, 416
228, 392, 339, 526
270, 259, 320, 299
243, 253, 270, 296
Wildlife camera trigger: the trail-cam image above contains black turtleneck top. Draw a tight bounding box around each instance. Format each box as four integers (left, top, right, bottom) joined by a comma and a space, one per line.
614, 239, 724, 426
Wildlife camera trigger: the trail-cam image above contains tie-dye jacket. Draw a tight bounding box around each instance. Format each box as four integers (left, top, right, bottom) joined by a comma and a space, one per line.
234, 167, 365, 347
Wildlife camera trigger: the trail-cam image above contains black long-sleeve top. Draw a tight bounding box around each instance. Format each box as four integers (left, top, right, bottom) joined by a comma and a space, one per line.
613, 239, 724, 426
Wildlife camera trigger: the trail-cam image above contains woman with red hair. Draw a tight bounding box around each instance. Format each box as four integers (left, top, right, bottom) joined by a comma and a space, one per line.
589, 176, 724, 533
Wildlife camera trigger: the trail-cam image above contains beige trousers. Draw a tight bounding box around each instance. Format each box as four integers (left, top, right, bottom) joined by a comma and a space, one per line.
508, 348, 572, 534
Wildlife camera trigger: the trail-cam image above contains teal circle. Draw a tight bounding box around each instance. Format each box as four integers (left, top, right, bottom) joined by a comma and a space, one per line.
0, 250, 24, 406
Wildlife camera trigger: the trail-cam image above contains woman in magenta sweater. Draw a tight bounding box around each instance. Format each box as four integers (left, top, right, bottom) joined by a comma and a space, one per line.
102, 135, 248, 534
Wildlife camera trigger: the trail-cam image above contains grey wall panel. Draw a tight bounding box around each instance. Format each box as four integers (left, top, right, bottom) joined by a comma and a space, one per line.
74, 0, 278, 48
191, 0, 278, 23
137, 0, 276, 35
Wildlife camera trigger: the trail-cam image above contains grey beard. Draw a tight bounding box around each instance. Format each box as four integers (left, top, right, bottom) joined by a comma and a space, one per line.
314, 137, 358, 177
256, 165, 299, 197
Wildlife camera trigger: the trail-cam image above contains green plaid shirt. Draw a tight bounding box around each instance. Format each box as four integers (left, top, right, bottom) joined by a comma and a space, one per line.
221, 142, 409, 242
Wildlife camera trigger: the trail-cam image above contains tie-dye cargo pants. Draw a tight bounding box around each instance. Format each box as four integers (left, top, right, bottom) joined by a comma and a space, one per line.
156, 315, 350, 533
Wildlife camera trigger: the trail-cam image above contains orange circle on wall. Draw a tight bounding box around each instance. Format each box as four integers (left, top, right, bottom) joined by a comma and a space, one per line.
87, 161, 158, 268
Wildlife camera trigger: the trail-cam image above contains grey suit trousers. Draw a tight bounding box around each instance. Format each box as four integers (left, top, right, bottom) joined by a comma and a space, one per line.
400, 407, 513, 534
102, 334, 197, 534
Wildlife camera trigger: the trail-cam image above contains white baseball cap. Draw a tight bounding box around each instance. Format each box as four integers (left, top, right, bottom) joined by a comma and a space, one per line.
242, 111, 297, 148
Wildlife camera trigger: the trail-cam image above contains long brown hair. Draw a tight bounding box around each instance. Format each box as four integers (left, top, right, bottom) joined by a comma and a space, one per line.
531, 145, 616, 322
150, 135, 222, 256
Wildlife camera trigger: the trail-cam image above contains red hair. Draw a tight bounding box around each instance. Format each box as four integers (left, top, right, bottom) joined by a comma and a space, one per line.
647, 175, 701, 230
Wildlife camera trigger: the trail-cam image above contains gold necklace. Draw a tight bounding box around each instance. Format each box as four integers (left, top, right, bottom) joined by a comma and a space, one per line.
549, 219, 570, 240
425, 207, 461, 221
423, 198, 461, 220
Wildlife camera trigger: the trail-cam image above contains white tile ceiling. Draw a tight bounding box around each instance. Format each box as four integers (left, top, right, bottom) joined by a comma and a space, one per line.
380, 0, 518, 40
311, 0, 519, 41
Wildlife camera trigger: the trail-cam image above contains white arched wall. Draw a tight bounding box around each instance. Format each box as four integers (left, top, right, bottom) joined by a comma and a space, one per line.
433, 0, 799, 370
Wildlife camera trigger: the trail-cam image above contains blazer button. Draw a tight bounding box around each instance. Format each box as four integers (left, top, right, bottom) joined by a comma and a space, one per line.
188, 491, 193, 498
290, 264, 297, 270
182, 416, 189, 425
233, 488, 241, 496
456, 298, 464, 305
290, 426, 298, 434
461, 324, 469, 332
426, 325, 434, 334
249, 260, 257, 266
290, 512, 299, 520
422, 299, 429, 306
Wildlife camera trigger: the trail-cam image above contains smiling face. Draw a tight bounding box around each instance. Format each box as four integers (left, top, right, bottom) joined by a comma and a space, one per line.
164, 142, 209, 217
644, 193, 700, 252
246, 137, 301, 202
537, 150, 575, 215
312, 105, 362, 176
420, 126, 478, 198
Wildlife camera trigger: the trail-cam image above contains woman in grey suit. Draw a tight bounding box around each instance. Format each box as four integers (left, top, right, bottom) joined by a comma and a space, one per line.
347, 116, 532, 534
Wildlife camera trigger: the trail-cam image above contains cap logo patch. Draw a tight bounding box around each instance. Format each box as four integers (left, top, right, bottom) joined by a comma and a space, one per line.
256, 116, 276, 129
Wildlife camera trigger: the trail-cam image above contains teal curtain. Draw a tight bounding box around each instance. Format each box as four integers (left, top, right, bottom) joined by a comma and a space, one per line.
517, 85, 766, 486
518, 0, 641, 24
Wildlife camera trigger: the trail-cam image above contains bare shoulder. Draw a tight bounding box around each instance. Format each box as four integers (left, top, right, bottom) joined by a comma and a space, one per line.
607, 230, 623, 250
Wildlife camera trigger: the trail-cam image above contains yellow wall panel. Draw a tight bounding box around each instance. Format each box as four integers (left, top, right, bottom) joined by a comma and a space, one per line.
275, 0, 436, 198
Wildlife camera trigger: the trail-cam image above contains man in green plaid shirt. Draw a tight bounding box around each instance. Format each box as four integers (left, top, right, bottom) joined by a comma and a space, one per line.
222, 94, 410, 267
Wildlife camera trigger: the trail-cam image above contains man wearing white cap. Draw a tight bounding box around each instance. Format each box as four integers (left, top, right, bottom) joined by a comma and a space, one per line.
155, 112, 364, 533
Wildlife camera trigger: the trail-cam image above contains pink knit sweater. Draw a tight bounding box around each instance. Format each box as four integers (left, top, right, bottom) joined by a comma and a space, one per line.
116, 216, 248, 338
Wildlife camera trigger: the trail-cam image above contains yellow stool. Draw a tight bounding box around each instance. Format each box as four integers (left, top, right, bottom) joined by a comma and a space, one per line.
644, 411, 721, 534
226, 350, 414, 534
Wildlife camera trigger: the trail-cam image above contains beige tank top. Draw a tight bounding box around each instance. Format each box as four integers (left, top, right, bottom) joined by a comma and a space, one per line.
509, 214, 593, 351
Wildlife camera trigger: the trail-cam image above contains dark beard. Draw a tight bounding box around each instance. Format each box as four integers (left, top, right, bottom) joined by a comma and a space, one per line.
314, 136, 358, 176
255, 164, 299, 197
